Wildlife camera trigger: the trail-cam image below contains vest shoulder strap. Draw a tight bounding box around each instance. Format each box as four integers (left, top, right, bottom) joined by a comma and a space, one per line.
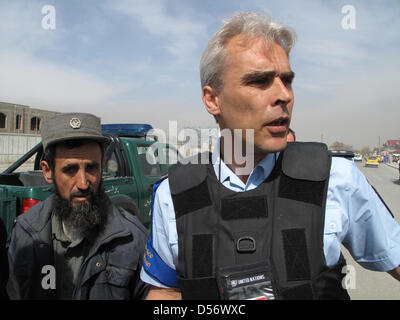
168, 152, 210, 195
282, 142, 331, 181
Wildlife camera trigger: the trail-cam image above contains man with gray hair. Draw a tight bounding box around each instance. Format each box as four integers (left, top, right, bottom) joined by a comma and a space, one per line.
141, 12, 400, 300
8, 112, 149, 300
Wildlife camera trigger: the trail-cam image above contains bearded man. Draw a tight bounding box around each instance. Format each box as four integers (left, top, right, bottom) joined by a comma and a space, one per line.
8, 113, 149, 300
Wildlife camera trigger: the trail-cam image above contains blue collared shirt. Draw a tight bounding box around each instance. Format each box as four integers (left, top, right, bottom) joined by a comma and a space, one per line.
140, 145, 400, 288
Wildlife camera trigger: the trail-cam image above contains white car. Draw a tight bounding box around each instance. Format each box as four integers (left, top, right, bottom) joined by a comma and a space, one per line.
354, 153, 362, 161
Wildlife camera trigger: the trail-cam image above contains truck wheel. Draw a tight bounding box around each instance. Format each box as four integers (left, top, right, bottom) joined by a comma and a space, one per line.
110, 195, 139, 216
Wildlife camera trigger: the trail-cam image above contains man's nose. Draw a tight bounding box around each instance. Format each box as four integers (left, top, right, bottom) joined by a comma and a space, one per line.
76, 170, 90, 190
271, 77, 292, 107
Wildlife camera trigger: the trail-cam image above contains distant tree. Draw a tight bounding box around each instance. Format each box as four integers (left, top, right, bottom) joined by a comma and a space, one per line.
360, 147, 371, 156
329, 141, 353, 151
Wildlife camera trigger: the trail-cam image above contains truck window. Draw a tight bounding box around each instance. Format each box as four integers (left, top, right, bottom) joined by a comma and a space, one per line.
137, 146, 162, 177
103, 152, 119, 177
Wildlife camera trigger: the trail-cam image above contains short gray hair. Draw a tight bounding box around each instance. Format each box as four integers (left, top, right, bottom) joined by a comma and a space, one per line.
200, 12, 297, 92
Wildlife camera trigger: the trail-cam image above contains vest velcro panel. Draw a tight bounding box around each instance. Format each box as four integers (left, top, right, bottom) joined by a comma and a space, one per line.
282, 228, 311, 281
221, 196, 268, 220
172, 180, 211, 218
192, 234, 213, 277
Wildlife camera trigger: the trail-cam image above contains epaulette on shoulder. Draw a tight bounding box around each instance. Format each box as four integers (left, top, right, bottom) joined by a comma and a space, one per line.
329, 150, 354, 159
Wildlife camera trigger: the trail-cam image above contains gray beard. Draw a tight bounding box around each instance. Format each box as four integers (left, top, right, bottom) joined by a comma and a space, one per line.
52, 182, 108, 240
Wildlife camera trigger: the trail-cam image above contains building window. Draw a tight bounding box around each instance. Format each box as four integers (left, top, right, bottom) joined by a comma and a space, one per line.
30, 117, 41, 131
0, 112, 6, 129
15, 114, 22, 130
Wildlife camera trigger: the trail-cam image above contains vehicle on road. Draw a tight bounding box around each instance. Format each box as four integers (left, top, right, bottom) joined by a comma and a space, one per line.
354, 153, 363, 161
0, 123, 182, 242
365, 156, 379, 167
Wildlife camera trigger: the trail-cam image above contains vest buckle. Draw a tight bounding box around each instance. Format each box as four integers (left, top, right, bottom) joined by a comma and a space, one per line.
236, 236, 256, 253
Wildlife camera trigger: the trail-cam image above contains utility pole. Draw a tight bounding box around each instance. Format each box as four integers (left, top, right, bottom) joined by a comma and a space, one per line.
378, 136, 380, 154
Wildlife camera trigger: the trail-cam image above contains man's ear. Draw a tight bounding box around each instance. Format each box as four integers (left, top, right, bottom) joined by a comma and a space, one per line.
41, 161, 54, 184
202, 85, 221, 117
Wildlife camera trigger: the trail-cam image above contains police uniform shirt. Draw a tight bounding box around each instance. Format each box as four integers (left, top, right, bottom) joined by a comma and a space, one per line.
140, 140, 400, 288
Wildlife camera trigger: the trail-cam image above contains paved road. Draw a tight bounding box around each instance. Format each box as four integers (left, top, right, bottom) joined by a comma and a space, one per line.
341, 161, 400, 300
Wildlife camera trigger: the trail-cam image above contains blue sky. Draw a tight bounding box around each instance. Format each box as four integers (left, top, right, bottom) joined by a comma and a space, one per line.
1, 0, 399, 149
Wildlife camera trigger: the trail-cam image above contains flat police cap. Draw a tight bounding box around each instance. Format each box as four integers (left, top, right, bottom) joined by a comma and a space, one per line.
41, 112, 109, 151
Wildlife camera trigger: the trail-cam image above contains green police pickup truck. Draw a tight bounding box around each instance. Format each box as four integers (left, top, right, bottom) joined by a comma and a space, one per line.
0, 123, 181, 242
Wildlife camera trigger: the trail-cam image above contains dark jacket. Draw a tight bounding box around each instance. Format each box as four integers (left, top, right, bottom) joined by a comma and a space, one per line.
8, 194, 149, 300
0, 218, 8, 300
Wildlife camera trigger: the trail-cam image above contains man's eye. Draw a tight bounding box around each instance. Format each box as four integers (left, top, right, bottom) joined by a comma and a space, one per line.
248, 77, 273, 88
282, 76, 294, 86
281, 73, 295, 87
62, 166, 77, 174
86, 163, 99, 171
250, 79, 268, 85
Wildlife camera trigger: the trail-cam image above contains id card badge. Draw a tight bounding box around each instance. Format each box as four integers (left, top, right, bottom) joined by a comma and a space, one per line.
217, 260, 277, 300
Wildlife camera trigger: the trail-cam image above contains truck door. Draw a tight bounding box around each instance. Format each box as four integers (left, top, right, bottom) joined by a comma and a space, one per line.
135, 143, 163, 224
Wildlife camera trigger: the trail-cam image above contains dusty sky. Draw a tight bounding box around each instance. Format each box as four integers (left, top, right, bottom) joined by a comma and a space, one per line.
0, 0, 399, 150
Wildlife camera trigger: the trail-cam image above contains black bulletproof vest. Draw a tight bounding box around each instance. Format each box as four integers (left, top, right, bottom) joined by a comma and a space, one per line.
168, 142, 350, 300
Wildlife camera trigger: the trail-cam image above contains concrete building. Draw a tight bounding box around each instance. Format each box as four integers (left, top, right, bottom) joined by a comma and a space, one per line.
0, 101, 59, 134
0, 102, 59, 168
